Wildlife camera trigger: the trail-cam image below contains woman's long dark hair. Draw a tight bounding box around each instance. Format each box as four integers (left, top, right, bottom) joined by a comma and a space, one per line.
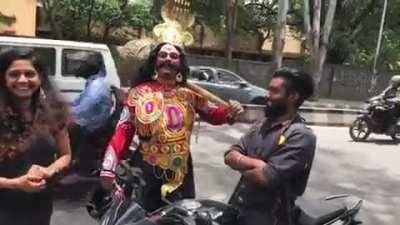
131, 42, 190, 87
0, 48, 69, 161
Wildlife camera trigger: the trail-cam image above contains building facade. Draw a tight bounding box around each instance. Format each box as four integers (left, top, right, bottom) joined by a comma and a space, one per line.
0, 0, 37, 36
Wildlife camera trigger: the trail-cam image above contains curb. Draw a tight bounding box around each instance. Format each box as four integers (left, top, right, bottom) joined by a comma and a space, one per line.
305, 122, 351, 127
302, 104, 362, 111
299, 107, 363, 114
238, 104, 360, 127
242, 104, 364, 114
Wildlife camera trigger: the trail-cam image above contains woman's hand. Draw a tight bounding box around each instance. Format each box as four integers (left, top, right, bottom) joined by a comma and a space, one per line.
27, 165, 54, 181
13, 175, 46, 193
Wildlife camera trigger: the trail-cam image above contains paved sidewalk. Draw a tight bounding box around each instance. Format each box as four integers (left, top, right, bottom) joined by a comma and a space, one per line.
303, 98, 363, 110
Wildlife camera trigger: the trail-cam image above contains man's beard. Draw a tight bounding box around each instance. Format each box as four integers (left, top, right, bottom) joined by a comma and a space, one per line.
264, 99, 288, 120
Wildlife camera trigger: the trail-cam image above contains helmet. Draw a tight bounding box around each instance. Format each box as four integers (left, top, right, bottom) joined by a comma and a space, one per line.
390, 75, 400, 87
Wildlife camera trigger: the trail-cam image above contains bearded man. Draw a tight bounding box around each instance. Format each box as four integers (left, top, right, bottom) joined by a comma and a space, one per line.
225, 68, 316, 225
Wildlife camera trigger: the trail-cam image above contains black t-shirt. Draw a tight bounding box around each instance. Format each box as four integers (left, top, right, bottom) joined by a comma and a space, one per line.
0, 136, 57, 225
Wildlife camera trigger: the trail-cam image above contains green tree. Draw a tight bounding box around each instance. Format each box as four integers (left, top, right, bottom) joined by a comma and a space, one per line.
42, 0, 155, 42
326, 0, 400, 73
242, 0, 277, 52
191, 0, 225, 30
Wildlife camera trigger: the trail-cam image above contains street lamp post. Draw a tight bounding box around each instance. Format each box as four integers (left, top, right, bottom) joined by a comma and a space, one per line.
370, 0, 388, 96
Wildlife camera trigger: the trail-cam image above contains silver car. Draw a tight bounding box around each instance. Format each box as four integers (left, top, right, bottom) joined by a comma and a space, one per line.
189, 66, 267, 105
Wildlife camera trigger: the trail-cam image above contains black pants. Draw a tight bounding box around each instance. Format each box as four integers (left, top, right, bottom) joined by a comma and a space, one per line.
130, 152, 196, 212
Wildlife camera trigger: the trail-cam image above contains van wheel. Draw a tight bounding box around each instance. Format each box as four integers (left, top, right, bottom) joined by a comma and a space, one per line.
250, 97, 265, 105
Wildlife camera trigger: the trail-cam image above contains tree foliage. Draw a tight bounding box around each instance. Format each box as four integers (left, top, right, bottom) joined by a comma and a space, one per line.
40, 0, 400, 73
42, 0, 156, 42
326, 0, 400, 72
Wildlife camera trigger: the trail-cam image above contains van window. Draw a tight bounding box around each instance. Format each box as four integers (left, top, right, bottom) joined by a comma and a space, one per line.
0, 45, 56, 76
62, 49, 104, 77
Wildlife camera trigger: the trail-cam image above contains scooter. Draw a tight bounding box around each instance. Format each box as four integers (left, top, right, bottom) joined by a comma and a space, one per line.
87, 160, 363, 225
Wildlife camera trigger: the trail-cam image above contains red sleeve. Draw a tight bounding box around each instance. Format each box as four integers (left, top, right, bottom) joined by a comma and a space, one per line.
109, 121, 135, 159
101, 106, 135, 178
198, 105, 230, 125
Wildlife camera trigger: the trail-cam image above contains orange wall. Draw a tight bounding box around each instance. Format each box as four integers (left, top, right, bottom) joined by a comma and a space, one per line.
191, 25, 303, 57
0, 0, 37, 36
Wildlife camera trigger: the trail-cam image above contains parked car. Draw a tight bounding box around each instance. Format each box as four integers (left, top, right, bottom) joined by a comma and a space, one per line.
189, 66, 267, 104
0, 36, 121, 103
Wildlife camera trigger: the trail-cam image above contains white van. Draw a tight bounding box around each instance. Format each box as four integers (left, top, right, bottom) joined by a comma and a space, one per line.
0, 36, 121, 103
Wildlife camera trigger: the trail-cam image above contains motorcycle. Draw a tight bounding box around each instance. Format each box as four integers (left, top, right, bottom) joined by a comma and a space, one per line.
349, 95, 400, 142
87, 160, 363, 225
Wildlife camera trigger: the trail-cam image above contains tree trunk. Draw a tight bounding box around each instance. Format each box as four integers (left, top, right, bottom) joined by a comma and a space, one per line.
68, 8, 79, 40
200, 25, 205, 47
303, 0, 313, 55
272, 0, 289, 70
103, 25, 112, 41
48, 10, 63, 39
312, 0, 321, 56
314, 0, 337, 96
257, 33, 265, 53
42, 0, 63, 39
309, 0, 321, 97
225, 0, 237, 70
303, 0, 337, 99
87, 0, 96, 38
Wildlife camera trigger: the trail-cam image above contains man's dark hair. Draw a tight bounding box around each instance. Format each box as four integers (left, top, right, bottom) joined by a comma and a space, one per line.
74, 52, 103, 79
131, 42, 190, 87
272, 67, 314, 107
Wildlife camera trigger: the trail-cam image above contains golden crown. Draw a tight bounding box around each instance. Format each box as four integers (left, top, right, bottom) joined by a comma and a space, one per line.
153, 0, 194, 47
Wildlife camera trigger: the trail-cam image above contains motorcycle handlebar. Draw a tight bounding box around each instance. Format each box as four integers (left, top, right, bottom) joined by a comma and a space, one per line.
101, 161, 145, 187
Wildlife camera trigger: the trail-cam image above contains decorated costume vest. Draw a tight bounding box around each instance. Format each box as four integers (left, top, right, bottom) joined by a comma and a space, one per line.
127, 82, 208, 197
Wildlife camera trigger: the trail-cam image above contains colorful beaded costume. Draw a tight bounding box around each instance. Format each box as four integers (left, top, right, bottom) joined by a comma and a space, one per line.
101, 81, 230, 199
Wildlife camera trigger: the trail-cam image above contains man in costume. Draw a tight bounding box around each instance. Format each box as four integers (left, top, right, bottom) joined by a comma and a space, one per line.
100, 42, 243, 211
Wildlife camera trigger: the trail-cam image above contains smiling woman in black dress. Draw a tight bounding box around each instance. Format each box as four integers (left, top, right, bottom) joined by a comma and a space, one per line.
0, 48, 71, 225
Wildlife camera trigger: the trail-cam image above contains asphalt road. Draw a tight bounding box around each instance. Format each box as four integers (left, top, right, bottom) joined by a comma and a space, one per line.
51, 123, 400, 225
